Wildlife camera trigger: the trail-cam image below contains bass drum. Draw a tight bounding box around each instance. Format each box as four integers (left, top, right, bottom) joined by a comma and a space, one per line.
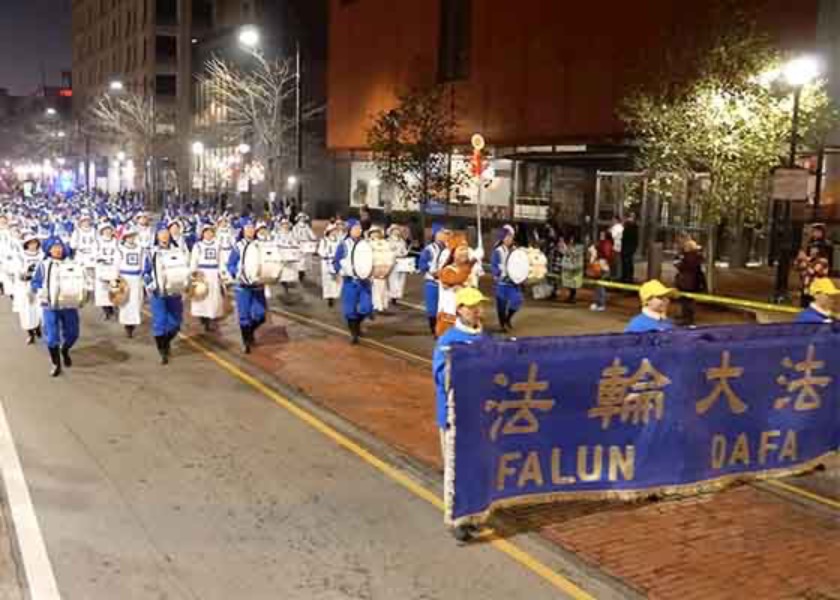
55, 262, 87, 308
506, 248, 531, 285
351, 239, 374, 280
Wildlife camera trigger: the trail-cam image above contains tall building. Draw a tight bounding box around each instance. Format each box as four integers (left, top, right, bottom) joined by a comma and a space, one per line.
70, 0, 214, 196
328, 0, 829, 262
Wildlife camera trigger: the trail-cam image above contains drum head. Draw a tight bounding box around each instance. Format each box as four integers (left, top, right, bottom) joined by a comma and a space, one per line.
507, 248, 531, 285
351, 240, 374, 280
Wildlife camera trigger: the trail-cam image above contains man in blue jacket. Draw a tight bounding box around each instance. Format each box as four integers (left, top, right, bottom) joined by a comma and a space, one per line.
625, 279, 676, 334
432, 287, 487, 542
796, 277, 839, 324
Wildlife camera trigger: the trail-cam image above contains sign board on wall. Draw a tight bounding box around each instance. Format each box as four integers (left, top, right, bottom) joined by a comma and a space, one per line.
772, 168, 810, 201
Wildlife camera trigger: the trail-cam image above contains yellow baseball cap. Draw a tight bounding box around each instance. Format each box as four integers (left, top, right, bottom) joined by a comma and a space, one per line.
639, 279, 676, 304
809, 277, 840, 297
456, 287, 487, 308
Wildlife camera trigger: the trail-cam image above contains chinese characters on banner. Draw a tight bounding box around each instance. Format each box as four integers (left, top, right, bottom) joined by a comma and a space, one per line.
445, 324, 840, 525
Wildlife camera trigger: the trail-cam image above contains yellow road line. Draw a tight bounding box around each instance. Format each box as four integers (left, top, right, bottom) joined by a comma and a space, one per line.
271, 307, 433, 366
765, 479, 840, 510
178, 332, 594, 599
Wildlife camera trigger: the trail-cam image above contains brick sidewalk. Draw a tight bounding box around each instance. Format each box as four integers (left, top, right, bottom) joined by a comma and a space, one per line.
189, 306, 840, 600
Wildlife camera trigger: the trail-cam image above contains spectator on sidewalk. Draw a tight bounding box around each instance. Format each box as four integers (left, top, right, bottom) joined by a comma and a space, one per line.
795, 277, 840, 324
621, 213, 639, 283
609, 216, 624, 279
587, 231, 612, 311
625, 279, 676, 333
796, 243, 831, 308
674, 238, 706, 326
560, 227, 584, 304
548, 236, 565, 298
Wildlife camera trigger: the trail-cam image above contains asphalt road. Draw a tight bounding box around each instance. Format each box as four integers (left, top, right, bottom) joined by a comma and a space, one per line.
0, 300, 566, 600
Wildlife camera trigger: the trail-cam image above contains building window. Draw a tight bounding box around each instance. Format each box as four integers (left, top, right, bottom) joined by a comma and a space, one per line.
156, 35, 177, 62
438, 0, 472, 82
156, 74, 177, 97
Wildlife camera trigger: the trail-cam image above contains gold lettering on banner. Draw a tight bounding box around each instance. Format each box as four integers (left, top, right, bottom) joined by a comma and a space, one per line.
497, 452, 522, 491
780, 430, 798, 462
729, 433, 751, 467
485, 364, 556, 441
588, 358, 672, 430
696, 351, 748, 415
775, 345, 831, 412
711, 434, 727, 469
551, 449, 576, 485
517, 451, 545, 488
758, 430, 781, 465
577, 446, 604, 482
608, 446, 636, 482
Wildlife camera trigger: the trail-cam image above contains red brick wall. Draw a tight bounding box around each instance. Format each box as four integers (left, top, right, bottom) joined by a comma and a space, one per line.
327, 0, 819, 150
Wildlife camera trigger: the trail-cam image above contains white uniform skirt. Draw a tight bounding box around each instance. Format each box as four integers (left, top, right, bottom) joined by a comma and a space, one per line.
118, 274, 143, 326
190, 268, 226, 319
94, 265, 116, 308
372, 278, 389, 311
388, 270, 407, 300
320, 260, 342, 300
14, 279, 41, 330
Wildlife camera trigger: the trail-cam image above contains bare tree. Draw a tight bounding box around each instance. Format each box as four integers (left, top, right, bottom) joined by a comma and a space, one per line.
201, 52, 300, 195
87, 91, 175, 205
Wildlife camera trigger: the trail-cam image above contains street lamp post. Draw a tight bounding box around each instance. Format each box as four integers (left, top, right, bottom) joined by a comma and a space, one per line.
772, 55, 821, 303
239, 26, 304, 214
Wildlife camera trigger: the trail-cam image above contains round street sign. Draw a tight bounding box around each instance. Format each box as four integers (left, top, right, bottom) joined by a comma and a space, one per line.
471, 134, 485, 151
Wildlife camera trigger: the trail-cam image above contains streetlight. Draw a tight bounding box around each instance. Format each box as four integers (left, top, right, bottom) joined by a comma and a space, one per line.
238, 25, 304, 212
771, 55, 822, 302
109, 80, 125, 92
237, 143, 251, 155
45, 108, 56, 117
56, 157, 66, 167
57, 131, 66, 138
287, 175, 298, 189
191, 141, 205, 155
238, 25, 260, 49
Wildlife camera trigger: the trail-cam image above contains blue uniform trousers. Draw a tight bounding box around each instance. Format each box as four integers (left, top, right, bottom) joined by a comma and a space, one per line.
43, 308, 79, 349
495, 282, 523, 315
150, 295, 183, 337
341, 277, 372, 321
424, 280, 439, 318
235, 286, 267, 329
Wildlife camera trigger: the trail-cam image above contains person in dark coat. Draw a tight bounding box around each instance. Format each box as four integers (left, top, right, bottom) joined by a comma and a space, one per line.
674, 238, 705, 326
621, 213, 639, 283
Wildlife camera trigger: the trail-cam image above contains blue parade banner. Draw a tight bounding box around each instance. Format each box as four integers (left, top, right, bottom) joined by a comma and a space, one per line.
444, 324, 840, 525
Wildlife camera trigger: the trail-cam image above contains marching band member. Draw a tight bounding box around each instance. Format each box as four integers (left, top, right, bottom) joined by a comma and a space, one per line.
274, 218, 300, 292
419, 224, 450, 336
625, 279, 676, 333
317, 223, 342, 307
94, 222, 119, 320
227, 220, 267, 353
70, 213, 98, 293
31, 237, 80, 377
436, 234, 481, 338
14, 233, 43, 344
387, 225, 409, 305
190, 223, 226, 332
115, 227, 145, 338
491, 225, 523, 332
333, 219, 373, 344
368, 225, 394, 314
293, 213, 317, 282
144, 226, 185, 365
135, 212, 154, 250
795, 278, 840, 324
216, 215, 236, 283
0, 214, 12, 297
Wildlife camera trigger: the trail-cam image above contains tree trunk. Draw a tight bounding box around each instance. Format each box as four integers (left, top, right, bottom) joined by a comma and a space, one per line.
705, 224, 716, 294
420, 169, 429, 245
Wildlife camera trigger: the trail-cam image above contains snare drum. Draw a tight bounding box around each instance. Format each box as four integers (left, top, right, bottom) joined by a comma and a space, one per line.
54, 262, 87, 308
300, 241, 318, 255
278, 247, 301, 264
157, 250, 190, 295
257, 243, 284, 283
395, 257, 416, 274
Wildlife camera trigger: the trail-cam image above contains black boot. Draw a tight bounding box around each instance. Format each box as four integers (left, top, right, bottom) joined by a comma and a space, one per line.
201, 317, 211, 332
155, 336, 168, 365
428, 317, 437, 336
125, 325, 135, 338
348, 320, 360, 345
497, 307, 508, 332
61, 346, 73, 368
35, 326, 42, 339
26, 330, 36, 345
327, 298, 334, 308
48, 347, 62, 377
240, 326, 252, 354
507, 310, 517, 331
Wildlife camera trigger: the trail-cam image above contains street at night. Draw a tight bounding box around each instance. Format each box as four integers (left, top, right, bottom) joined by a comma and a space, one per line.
0, 1, 840, 599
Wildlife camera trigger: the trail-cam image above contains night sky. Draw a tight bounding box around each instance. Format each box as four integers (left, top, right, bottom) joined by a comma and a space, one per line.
0, 0, 72, 95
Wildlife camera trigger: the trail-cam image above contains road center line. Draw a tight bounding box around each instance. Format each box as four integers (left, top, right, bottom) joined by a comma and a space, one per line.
0, 399, 61, 600
178, 332, 594, 599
